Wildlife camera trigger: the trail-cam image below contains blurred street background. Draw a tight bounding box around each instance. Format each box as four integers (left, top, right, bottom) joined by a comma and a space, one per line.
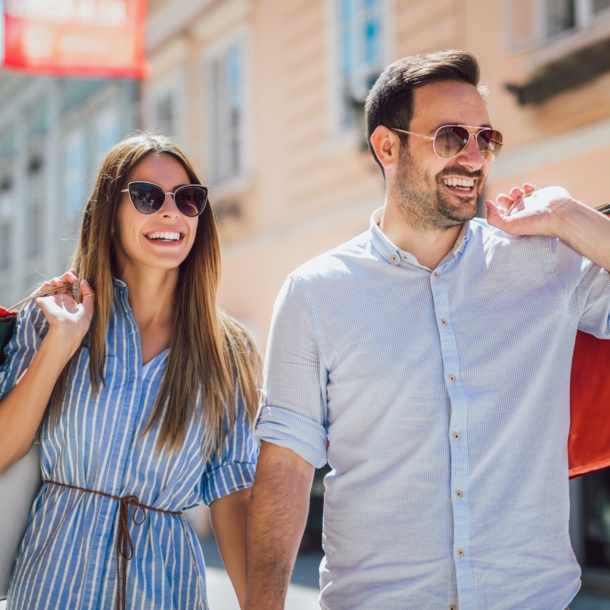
1, 0, 610, 607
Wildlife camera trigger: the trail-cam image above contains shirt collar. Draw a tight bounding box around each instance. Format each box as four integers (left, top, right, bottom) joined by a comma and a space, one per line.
369, 207, 471, 269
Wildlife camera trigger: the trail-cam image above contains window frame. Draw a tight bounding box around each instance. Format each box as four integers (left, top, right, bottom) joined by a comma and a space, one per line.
327, 0, 393, 137
204, 26, 252, 191
145, 69, 188, 143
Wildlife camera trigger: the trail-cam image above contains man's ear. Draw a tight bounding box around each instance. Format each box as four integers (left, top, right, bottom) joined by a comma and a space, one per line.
370, 126, 401, 172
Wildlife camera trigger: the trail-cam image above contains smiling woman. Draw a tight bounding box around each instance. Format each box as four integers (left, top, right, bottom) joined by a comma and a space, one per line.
0, 131, 261, 610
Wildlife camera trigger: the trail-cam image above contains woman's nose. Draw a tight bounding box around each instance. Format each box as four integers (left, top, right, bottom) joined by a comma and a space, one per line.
160, 193, 180, 217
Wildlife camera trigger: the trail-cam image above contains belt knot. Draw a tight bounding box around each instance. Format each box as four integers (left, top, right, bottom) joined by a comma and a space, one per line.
45, 480, 182, 610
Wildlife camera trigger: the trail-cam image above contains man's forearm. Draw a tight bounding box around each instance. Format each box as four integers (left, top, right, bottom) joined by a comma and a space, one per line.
246, 442, 315, 610
553, 199, 610, 271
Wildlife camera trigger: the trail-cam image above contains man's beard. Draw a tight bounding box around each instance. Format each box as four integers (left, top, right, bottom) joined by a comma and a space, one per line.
394, 147, 485, 232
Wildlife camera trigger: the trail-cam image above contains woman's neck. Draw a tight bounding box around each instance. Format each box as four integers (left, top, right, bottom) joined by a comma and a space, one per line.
115, 263, 178, 363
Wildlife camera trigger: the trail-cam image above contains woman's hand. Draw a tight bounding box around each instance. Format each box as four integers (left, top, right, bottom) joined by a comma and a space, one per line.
35, 268, 95, 357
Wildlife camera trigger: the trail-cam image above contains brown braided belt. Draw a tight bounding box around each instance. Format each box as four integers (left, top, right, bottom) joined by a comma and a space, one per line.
45, 480, 182, 610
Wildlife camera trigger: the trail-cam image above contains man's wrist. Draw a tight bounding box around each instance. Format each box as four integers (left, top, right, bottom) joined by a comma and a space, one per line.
549, 196, 584, 242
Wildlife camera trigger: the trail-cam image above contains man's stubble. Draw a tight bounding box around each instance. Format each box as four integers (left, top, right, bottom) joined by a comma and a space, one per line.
394, 146, 485, 232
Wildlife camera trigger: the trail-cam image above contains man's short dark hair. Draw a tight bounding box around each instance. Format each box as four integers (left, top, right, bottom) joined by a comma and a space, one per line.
365, 50, 485, 170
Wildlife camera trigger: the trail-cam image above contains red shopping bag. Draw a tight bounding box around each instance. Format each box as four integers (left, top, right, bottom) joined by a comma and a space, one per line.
569, 331, 610, 478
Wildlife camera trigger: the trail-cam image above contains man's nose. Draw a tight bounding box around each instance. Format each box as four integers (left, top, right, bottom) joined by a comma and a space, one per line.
456, 133, 486, 171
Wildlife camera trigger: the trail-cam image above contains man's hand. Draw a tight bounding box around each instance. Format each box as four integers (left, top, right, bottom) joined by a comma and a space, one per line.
246, 442, 315, 610
485, 183, 575, 237
486, 183, 610, 271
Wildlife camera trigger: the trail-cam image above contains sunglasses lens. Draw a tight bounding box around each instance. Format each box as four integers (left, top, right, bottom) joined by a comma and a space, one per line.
477, 129, 503, 162
175, 186, 208, 217
128, 183, 165, 214
434, 126, 470, 159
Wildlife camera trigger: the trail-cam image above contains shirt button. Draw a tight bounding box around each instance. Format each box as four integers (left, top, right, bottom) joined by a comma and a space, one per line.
433, 271, 440, 278
452, 432, 461, 441
402, 254, 408, 261
457, 548, 465, 557
449, 606, 457, 610
455, 490, 463, 499
449, 374, 456, 383
391, 254, 397, 262
441, 318, 448, 326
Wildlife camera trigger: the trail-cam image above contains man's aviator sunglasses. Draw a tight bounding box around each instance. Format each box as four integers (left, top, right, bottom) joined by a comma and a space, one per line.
390, 124, 503, 163
121, 182, 209, 217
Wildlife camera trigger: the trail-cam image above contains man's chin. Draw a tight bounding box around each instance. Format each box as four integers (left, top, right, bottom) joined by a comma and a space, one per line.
441, 197, 479, 224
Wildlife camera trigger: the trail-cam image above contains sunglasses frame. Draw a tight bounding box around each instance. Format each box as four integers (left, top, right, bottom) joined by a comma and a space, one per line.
121, 181, 209, 217
389, 124, 503, 163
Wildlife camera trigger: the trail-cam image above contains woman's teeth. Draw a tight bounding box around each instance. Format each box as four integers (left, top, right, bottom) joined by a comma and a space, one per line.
147, 231, 181, 241
443, 177, 475, 190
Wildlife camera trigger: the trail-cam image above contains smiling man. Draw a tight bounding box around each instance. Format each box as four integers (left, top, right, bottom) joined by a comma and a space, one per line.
246, 51, 610, 610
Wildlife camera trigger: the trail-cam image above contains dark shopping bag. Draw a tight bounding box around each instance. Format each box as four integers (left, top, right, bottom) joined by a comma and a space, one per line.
0, 309, 17, 366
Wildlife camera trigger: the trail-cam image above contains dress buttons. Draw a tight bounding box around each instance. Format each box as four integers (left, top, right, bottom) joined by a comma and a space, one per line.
457, 548, 465, 557
452, 432, 461, 441
441, 318, 448, 326
449, 374, 456, 383
433, 271, 440, 278
455, 490, 463, 499
390, 254, 397, 262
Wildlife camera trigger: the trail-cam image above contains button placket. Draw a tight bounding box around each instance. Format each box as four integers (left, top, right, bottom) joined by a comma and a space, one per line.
430, 262, 475, 603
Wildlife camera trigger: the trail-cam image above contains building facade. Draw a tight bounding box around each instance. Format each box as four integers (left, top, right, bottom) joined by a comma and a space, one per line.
0, 74, 138, 307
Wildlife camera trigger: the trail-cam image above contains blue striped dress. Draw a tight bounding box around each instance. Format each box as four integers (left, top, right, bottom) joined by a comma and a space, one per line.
0, 279, 257, 609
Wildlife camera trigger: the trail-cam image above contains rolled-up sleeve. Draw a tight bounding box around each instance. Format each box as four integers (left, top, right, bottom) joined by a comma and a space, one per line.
0, 301, 47, 399
201, 380, 258, 506
256, 277, 328, 468
551, 237, 610, 338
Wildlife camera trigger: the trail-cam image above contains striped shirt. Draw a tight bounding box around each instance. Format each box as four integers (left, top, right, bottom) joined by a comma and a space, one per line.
0, 279, 257, 610
256, 209, 610, 610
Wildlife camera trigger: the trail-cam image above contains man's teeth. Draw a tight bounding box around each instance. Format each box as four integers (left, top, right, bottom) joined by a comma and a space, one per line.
147, 231, 181, 241
443, 177, 475, 188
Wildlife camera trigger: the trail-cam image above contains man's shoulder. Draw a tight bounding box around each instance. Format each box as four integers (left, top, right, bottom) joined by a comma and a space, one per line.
288, 230, 374, 287
470, 217, 550, 249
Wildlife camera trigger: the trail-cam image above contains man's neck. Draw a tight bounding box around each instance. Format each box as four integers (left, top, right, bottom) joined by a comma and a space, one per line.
378, 200, 465, 270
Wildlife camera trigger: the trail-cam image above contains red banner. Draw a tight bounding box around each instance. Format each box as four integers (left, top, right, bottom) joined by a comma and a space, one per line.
1, 0, 147, 78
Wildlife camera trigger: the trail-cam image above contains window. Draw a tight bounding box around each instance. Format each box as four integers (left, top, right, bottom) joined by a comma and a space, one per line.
65, 130, 89, 217
27, 153, 44, 260
0, 221, 12, 272
505, 0, 610, 49
208, 42, 245, 184
546, 0, 576, 37
155, 94, 175, 137
337, 0, 385, 129
0, 176, 13, 273
96, 110, 121, 160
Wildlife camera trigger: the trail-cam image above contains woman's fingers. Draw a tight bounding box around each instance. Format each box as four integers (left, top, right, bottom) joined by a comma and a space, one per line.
41, 270, 78, 293
80, 280, 95, 317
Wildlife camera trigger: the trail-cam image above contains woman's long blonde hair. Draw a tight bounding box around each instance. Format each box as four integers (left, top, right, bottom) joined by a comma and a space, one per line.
52, 131, 261, 457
